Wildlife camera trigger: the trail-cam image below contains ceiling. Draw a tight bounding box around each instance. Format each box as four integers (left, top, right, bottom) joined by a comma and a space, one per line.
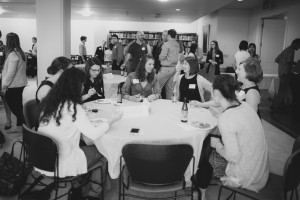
0, 0, 263, 23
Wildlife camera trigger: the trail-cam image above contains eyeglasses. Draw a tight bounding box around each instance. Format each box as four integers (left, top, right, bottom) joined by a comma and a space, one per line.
90, 69, 101, 72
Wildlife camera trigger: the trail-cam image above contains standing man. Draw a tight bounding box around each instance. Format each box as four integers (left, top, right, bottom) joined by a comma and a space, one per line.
79, 36, 87, 64
158, 29, 180, 100
273, 38, 300, 113
153, 30, 168, 73
31, 37, 37, 74
111, 34, 124, 72
121, 31, 151, 73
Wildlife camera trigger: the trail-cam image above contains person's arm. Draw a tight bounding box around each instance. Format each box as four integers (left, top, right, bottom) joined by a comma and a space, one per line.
120, 53, 131, 69
245, 89, 260, 112
206, 52, 210, 63
147, 44, 152, 56
3, 53, 18, 88
218, 51, 224, 65
213, 116, 241, 163
37, 85, 51, 102
121, 74, 139, 102
175, 75, 182, 100
147, 76, 161, 101
159, 43, 168, 62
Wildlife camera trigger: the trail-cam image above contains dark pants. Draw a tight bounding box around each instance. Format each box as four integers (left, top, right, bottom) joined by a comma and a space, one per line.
291, 73, 300, 119
79, 55, 87, 64
112, 60, 123, 70
272, 74, 291, 109
5, 87, 25, 126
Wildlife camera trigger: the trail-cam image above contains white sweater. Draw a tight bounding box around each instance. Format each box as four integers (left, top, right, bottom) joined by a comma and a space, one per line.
215, 102, 269, 192
38, 102, 109, 178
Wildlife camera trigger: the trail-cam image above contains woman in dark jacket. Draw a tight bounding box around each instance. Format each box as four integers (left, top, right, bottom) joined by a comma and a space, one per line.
206, 40, 223, 82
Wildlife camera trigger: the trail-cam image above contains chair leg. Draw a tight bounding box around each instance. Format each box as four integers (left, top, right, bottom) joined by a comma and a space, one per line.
291, 190, 295, 200
174, 190, 177, 200
122, 184, 125, 200
218, 186, 223, 200
295, 189, 299, 200
226, 191, 235, 200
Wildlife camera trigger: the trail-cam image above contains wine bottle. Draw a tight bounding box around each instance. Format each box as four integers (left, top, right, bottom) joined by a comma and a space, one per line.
117, 86, 122, 103
181, 97, 188, 123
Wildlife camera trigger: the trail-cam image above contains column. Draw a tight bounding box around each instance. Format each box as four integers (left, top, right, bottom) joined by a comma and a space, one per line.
36, 0, 71, 84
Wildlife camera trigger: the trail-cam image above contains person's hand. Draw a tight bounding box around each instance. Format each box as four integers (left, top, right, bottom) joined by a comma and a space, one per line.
108, 109, 123, 125
1, 86, 7, 96
209, 107, 221, 118
175, 62, 182, 72
147, 94, 156, 102
129, 95, 140, 102
88, 88, 96, 97
120, 63, 126, 70
211, 137, 221, 148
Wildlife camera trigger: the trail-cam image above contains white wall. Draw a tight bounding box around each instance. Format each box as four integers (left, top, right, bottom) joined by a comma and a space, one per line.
70, 20, 197, 55
0, 18, 37, 53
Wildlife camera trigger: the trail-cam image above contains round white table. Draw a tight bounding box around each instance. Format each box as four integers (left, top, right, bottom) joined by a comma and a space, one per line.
84, 99, 218, 180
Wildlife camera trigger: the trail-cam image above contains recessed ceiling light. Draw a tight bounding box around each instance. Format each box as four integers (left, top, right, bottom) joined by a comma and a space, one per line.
159, 0, 169, 2
176, 9, 180, 11
81, 9, 92, 17
237, 0, 243, 2
0, 7, 5, 14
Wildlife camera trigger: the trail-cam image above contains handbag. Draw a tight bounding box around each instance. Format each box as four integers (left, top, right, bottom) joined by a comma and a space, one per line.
0, 141, 33, 196
208, 148, 227, 178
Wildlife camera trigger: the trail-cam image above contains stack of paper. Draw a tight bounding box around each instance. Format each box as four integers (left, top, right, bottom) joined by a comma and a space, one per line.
120, 104, 150, 118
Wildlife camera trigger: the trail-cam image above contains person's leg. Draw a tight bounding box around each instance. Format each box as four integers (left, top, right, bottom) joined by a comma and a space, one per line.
5, 87, 25, 132
81, 145, 107, 198
157, 67, 169, 97
165, 67, 176, 100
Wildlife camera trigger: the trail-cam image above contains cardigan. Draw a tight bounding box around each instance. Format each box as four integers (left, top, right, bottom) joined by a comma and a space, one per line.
206, 50, 224, 75
2, 51, 27, 88
38, 102, 109, 177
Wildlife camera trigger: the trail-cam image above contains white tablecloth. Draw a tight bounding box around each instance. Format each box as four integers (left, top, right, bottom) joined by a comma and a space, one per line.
103, 75, 127, 99
85, 99, 218, 180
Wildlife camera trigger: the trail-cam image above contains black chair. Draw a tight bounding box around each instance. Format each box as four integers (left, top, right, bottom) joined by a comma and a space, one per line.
217, 140, 300, 200
22, 124, 105, 200
119, 144, 195, 200
23, 99, 40, 129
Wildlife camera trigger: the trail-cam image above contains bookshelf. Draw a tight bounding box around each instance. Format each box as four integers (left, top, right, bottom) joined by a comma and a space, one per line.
108, 31, 197, 53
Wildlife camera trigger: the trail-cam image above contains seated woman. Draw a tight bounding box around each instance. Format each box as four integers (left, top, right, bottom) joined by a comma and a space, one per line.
38, 67, 122, 199
82, 57, 105, 102
236, 57, 263, 118
36, 56, 72, 104
122, 55, 160, 102
192, 74, 269, 200
174, 57, 212, 102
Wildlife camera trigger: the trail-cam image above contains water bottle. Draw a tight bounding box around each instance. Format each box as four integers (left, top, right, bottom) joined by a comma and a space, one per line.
117, 86, 122, 103
181, 97, 188, 123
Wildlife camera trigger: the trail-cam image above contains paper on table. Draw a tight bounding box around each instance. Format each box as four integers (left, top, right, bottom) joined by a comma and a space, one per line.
120, 104, 150, 119
177, 123, 199, 131
103, 73, 113, 79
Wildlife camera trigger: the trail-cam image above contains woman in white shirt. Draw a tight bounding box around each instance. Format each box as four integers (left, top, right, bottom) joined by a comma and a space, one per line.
38, 67, 122, 199
1, 32, 27, 133
234, 40, 250, 69
191, 74, 269, 200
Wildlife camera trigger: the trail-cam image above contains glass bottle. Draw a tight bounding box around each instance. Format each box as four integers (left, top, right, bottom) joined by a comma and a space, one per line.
181, 97, 188, 123
117, 86, 122, 103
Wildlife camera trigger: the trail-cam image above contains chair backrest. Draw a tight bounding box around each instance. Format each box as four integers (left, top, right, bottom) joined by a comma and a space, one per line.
23, 99, 40, 129
118, 82, 125, 90
22, 124, 58, 173
122, 144, 193, 185
282, 149, 300, 196
292, 136, 300, 153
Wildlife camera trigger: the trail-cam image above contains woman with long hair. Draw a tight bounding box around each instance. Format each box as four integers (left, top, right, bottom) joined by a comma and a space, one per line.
248, 43, 261, 62
1, 32, 27, 133
192, 75, 268, 200
38, 67, 122, 199
36, 56, 72, 104
205, 40, 223, 82
82, 57, 105, 102
122, 55, 161, 102
174, 57, 212, 102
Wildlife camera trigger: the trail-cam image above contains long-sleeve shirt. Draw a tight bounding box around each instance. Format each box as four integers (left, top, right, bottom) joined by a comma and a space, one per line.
216, 102, 269, 192
159, 38, 180, 67
2, 51, 27, 88
122, 72, 161, 100
38, 102, 109, 177
112, 42, 124, 64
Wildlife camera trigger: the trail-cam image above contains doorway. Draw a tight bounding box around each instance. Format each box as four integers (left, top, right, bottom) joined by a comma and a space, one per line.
260, 15, 287, 74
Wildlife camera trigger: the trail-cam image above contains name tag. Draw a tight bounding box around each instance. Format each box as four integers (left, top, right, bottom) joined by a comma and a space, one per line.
133, 79, 139, 84
141, 47, 145, 51
0, 52, 3, 56
98, 47, 102, 50
114, 46, 117, 49
216, 54, 219, 57
189, 84, 196, 89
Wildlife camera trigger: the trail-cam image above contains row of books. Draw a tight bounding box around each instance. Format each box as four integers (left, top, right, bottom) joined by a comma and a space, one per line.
110, 32, 195, 41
